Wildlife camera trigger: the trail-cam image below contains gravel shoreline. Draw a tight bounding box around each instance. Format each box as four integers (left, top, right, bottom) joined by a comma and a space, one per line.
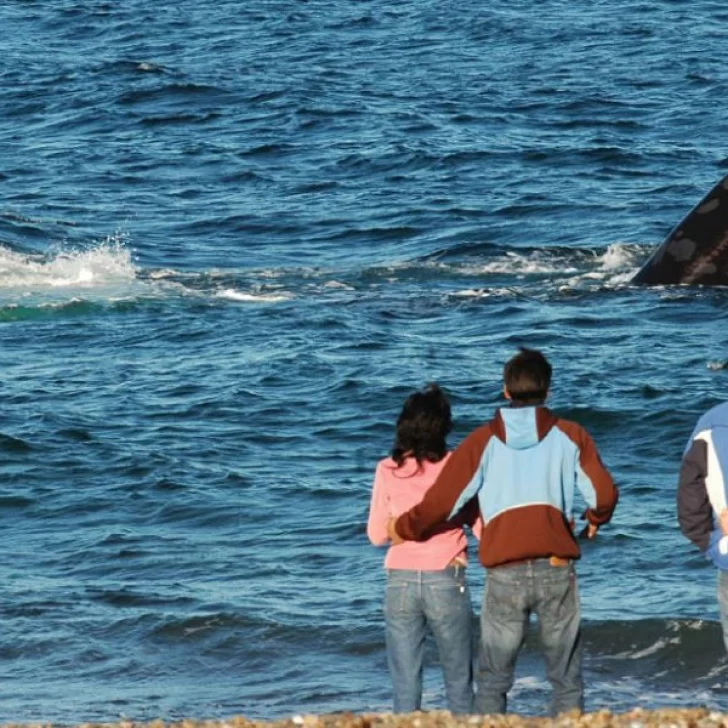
8, 710, 728, 728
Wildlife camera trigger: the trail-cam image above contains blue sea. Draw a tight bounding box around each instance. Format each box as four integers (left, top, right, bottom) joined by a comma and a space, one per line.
2, 0, 728, 723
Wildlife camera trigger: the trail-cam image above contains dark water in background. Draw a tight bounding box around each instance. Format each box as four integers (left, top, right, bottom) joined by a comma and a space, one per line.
2, 0, 728, 722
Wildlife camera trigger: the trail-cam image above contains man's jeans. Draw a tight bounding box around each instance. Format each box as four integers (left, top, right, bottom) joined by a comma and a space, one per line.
717, 570, 728, 652
385, 566, 473, 714
474, 559, 583, 717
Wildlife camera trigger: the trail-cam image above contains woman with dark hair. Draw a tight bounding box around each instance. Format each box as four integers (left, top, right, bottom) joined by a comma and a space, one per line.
367, 384, 477, 714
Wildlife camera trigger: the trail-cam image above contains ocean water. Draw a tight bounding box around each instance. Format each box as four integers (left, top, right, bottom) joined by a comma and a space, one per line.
2, 0, 728, 723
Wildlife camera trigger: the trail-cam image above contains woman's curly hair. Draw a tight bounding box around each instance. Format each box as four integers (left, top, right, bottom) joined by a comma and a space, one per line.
391, 383, 452, 468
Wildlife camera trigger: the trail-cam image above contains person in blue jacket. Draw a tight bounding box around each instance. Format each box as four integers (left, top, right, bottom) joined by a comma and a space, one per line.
677, 400, 728, 650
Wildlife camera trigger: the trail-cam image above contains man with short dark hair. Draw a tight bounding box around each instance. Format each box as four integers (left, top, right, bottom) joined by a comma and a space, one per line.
388, 347, 619, 716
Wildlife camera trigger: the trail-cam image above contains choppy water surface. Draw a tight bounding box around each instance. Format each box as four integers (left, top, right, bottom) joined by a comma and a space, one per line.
2, 0, 728, 723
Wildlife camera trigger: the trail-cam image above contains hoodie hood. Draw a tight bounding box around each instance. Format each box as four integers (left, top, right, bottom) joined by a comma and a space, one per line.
689, 401, 728, 453
495, 405, 557, 450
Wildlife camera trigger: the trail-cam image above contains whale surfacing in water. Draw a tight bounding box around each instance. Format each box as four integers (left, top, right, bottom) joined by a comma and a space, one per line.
632, 174, 728, 286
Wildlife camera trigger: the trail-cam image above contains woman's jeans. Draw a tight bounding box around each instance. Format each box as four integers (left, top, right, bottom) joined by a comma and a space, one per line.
385, 566, 473, 714
475, 559, 583, 717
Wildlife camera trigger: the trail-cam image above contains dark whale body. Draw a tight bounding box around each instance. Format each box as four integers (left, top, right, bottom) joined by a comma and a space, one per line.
632, 174, 728, 286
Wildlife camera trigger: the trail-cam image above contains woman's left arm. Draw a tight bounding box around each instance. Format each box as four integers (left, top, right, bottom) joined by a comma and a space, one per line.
367, 463, 390, 546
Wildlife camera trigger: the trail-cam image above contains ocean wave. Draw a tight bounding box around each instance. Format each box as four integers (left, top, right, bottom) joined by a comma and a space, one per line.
0, 238, 684, 317
583, 618, 721, 661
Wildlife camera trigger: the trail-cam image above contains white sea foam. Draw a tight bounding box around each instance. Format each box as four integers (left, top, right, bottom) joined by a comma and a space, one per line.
148, 268, 179, 280
0, 237, 138, 291
595, 243, 646, 285
512, 675, 550, 690
442, 242, 645, 285
137, 61, 165, 73
683, 619, 707, 629
600, 242, 642, 271
458, 253, 580, 277
215, 288, 292, 303
627, 636, 680, 659
0, 238, 161, 311
450, 287, 516, 298
0, 238, 302, 309
0, 239, 652, 310
443, 243, 647, 298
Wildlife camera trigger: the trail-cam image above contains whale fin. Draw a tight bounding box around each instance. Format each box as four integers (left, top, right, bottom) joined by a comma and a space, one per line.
632, 174, 728, 286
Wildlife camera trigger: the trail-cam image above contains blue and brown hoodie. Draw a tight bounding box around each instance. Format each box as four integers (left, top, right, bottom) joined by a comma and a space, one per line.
394, 405, 619, 568
677, 400, 728, 569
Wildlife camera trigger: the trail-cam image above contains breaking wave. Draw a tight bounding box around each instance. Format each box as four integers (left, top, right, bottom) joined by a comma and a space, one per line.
0, 237, 668, 319
0, 236, 150, 313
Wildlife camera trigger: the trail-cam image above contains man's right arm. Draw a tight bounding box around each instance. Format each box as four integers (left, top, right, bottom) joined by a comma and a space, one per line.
677, 439, 712, 552
394, 424, 492, 542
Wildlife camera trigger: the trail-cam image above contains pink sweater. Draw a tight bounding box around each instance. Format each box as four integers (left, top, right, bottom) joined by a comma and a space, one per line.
367, 453, 477, 570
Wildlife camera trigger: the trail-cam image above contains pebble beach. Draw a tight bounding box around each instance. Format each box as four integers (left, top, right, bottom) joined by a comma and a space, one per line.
7, 710, 728, 728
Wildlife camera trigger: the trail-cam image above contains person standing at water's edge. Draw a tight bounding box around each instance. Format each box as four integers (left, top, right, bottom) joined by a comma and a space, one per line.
367, 384, 479, 715
677, 400, 728, 651
388, 349, 619, 717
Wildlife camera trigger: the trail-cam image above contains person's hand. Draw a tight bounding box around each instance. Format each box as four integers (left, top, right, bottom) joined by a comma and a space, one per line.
578, 510, 599, 539
720, 509, 728, 536
577, 521, 599, 539
387, 517, 404, 545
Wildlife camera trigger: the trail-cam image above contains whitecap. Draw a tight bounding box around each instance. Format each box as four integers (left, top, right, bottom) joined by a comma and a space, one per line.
600, 242, 643, 271
215, 288, 292, 303
0, 236, 137, 290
